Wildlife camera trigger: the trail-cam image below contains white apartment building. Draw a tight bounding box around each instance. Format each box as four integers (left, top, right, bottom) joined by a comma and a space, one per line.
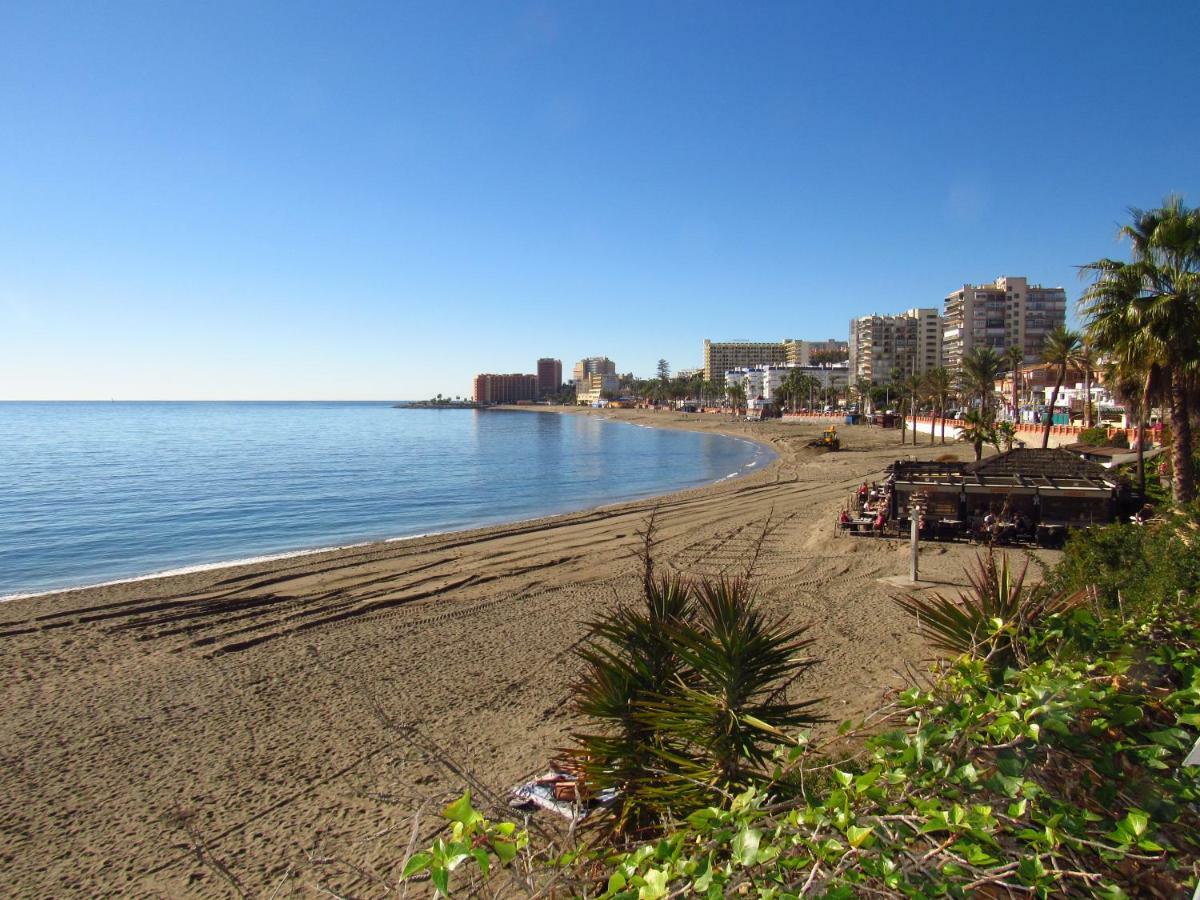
849, 308, 942, 385
942, 276, 1066, 370
724, 364, 849, 407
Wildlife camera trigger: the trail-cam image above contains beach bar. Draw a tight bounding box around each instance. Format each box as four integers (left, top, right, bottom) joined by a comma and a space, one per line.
885, 449, 1124, 544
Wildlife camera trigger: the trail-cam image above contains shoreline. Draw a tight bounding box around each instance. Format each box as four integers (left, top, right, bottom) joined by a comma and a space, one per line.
1, 407, 776, 603
0, 410, 1056, 897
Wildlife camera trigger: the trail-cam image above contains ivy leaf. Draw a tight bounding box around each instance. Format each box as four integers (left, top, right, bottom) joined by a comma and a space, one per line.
1121, 810, 1149, 838
640, 867, 669, 899
401, 851, 431, 878
491, 839, 518, 864
732, 827, 762, 867
444, 791, 483, 828
846, 825, 873, 848
430, 866, 450, 897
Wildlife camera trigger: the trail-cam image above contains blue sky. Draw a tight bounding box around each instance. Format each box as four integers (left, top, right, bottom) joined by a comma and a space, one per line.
2, 1, 1197, 400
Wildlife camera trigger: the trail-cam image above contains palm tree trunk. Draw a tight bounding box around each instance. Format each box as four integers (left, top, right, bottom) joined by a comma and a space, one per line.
1136, 369, 1151, 497
1042, 371, 1065, 449
1169, 368, 1195, 503
1012, 375, 1019, 426
940, 407, 946, 445
1084, 368, 1093, 429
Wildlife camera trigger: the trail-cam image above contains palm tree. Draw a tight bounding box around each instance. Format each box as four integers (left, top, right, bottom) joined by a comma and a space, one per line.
1099, 356, 1164, 494
958, 409, 996, 461
898, 373, 925, 445
1040, 326, 1084, 449
853, 377, 873, 415
1080, 196, 1200, 503
923, 367, 954, 445
1002, 345, 1025, 423
996, 421, 1017, 452
1077, 343, 1098, 428
726, 382, 747, 416
960, 347, 1004, 414
777, 368, 802, 413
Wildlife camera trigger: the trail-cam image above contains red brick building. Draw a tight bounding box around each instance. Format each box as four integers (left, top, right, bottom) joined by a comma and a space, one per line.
536, 358, 562, 397
473, 373, 538, 405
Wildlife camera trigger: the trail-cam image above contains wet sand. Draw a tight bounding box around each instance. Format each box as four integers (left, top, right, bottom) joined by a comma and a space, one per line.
0, 408, 1055, 896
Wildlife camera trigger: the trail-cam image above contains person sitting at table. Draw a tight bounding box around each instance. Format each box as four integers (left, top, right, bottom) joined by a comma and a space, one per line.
839, 509, 851, 526
1013, 512, 1031, 537
982, 510, 997, 542
873, 509, 887, 533
857, 481, 869, 504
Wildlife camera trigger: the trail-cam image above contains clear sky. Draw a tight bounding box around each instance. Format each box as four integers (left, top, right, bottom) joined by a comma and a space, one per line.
2, 1, 1197, 400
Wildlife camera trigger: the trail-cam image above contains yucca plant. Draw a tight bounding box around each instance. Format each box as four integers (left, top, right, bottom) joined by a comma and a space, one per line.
639, 577, 820, 805
567, 573, 696, 832
896, 552, 1082, 676
569, 574, 821, 832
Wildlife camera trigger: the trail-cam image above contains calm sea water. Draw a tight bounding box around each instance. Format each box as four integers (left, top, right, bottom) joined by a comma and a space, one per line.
0, 403, 770, 597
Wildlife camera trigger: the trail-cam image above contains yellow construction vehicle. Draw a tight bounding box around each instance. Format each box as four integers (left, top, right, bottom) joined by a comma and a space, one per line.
808, 425, 840, 451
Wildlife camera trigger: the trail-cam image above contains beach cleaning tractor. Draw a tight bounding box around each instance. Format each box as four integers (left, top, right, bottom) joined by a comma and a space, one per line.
808, 425, 840, 451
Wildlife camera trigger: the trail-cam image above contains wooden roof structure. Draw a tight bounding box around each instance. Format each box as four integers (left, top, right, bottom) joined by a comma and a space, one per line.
887, 449, 1120, 498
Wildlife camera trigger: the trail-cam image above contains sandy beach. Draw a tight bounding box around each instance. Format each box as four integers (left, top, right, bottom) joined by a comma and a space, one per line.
0, 409, 1057, 896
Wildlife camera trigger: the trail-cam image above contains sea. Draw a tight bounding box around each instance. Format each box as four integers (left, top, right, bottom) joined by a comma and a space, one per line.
0, 402, 771, 598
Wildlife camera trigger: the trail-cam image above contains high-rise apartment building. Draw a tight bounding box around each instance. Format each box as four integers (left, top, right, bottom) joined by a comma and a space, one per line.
783, 338, 849, 366
703, 341, 788, 387
704, 339, 848, 386
848, 308, 942, 385
942, 276, 1066, 370
536, 358, 562, 397
572, 356, 617, 383
472, 373, 538, 405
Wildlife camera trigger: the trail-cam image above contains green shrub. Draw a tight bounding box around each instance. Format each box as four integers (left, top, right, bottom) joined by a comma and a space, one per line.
1079, 426, 1110, 445
1051, 505, 1200, 611
896, 552, 1083, 678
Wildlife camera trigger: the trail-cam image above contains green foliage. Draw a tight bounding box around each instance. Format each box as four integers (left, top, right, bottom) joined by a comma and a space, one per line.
1051, 504, 1200, 611
1077, 425, 1128, 449
402, 512, 1200, 897
995, 420, 1017, 451
568, 573, 697, 833
957, 409, 996, 460
400, 791, 529, 896
577, 597, 1200, 898
569, 575, 820, 832
639, 578, 820, 799
896, 552, 1083, 678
